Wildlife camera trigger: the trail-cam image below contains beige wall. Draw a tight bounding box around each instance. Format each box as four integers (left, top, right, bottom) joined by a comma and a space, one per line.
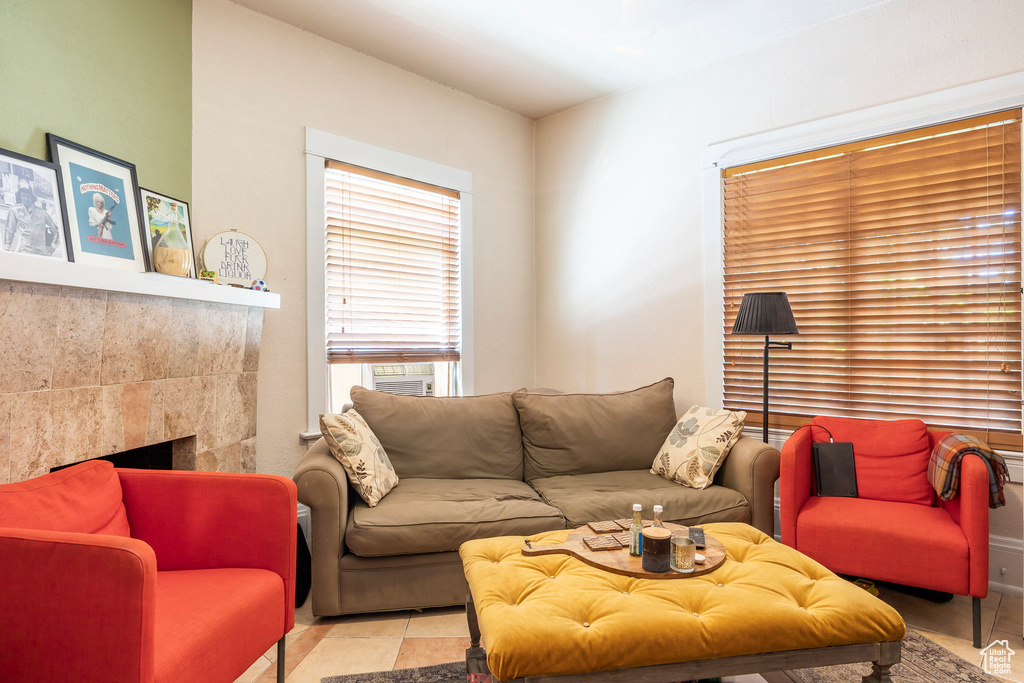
534, 0, 1024, 542
192, 0, 535, 478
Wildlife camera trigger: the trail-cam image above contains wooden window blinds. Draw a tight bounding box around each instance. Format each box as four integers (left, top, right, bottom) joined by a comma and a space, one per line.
722, 110, 1023, 448
324, 161, 461, 364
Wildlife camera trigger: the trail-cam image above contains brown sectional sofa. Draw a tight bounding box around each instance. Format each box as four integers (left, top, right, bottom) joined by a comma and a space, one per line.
293, 379, 781, 617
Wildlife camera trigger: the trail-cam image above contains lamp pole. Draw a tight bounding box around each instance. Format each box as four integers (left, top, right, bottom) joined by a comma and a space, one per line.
761, 336, 793, 444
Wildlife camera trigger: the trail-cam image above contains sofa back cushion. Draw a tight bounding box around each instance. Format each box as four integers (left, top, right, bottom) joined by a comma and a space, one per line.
350, 386, 525, 479
514, 378, 678, 482
811, 416, 933, 506
0, 460, 131, 536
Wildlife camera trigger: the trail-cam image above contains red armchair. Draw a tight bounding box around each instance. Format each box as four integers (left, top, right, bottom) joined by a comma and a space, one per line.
0, 460, 296, 682
781, 416, 990, 647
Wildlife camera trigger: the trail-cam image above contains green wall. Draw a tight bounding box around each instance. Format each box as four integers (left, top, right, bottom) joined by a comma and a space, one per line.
0, 0, 191, 202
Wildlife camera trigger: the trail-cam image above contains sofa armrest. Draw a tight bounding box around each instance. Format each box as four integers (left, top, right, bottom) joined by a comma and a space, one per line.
0, 528, 157, 682
939, 454, 991, 597
118, 469, 297, 632
293, 437, 350, 617
716, 436, 780, 537
779, 427, 814, 548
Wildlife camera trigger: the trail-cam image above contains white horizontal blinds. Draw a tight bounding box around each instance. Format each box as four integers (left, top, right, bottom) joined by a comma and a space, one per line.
722, 110, 1023, 449
324, 161, 461, 364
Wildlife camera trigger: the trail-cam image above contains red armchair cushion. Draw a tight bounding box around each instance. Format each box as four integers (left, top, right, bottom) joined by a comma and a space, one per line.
155, 568, 284, 683
797, 496, 969, 594
812, 416, 933, 505
0, 460, 130, 536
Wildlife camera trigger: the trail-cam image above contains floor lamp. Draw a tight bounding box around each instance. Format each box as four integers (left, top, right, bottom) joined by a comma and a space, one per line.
730, 292, 799, 444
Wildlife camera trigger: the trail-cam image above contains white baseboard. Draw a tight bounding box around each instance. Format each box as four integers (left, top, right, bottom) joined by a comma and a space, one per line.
990, 534, 1024, 597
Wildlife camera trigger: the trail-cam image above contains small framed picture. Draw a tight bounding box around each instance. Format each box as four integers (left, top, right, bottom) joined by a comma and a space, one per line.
140, 188, 196, 277
47, 134, 149, 272
0, 147, 72, 261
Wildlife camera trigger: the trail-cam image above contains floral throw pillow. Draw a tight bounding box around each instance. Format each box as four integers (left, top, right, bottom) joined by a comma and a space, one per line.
651, 406, 747, 490
320, 410, 398, 506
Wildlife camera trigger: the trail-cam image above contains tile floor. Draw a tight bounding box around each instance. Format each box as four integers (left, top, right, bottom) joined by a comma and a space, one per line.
235, 587, 1024, 683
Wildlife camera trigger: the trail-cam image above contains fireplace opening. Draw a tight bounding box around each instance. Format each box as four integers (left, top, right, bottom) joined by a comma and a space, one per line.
51, 440, 174, 473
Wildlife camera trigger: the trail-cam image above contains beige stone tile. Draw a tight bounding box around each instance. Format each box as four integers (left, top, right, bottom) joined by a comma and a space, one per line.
0, 394, 10, 485
199, 302, 247, 375
48, 387, 101, 468
996, 594, 1023, 636
172, 436, 197, 470
99, 385, 125, 456
284, 637, 401, 683
9, 391, 57, 482
121, 382, 152, 451
52, 288, 106, 389
196, 375, 218, 452
327, 612, 410, 638
101, 293, 171, 384
233, 655, 271, 683
145, 380, 165, 445
988, 630, 1024, 682
393, 636, 470, 670
0, 282, 60, 393
241, 437, 257, 473
405, 606, 470, 638
164, 376, 200, 440
167, 299, 202, 378
215, 373, 248, 447
877, 587, 998, 643
241, 371, 257, 440
219, 441, 242, 472
196, 449, 218, 472
243, 307, 263, 372
262, 630, 305, 663
196, 442, 242, 472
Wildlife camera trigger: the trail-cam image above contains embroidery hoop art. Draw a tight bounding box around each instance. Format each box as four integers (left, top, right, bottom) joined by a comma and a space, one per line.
199, 229, 268, 287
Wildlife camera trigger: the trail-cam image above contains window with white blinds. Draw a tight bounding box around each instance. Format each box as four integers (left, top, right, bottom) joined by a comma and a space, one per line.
324, 161, 461, 364
722, 110, 1023, 449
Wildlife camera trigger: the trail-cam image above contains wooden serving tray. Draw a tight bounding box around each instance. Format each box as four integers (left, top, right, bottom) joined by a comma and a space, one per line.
522, 522, 726, 580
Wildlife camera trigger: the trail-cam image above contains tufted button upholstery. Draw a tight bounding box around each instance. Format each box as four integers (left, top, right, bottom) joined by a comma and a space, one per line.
460, 522, 905, 681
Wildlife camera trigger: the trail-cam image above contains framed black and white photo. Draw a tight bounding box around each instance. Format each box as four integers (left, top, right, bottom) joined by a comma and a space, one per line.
47, 134, 149, 272
0, 148, 72, 262
139, 188, 196, 277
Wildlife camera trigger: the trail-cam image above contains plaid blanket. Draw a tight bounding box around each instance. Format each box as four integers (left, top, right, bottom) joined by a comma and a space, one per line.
929, 433, 1009, 509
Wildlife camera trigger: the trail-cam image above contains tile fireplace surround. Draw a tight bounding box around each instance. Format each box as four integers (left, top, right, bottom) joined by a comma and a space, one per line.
0, 282, 267, 484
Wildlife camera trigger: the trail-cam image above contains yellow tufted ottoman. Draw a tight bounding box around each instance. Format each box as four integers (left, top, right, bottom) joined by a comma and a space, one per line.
460, 523, 905, 683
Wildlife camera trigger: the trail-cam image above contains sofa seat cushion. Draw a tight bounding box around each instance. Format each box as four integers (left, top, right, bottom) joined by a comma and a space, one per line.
796, 496, 968, 594
530, 470, 750, 528
155, 568, 283, 683
0, 460, 130, 537
346, 478, 565, 557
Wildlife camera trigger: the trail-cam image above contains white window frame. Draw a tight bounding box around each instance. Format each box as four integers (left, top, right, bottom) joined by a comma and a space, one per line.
304, 127, 474, 434
701, 72, 1024, 437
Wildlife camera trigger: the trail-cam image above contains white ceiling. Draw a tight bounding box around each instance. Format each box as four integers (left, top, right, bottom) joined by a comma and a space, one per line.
231, 0, 889, 119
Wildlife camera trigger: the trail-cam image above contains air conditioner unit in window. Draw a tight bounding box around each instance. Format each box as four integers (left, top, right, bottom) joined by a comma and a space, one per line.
371, 363, 435, 397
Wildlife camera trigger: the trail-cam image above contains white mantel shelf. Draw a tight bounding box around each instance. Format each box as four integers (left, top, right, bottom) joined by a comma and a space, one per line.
0, 253, 280, 309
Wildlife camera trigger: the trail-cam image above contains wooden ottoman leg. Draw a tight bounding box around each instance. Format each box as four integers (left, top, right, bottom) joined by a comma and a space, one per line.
466, 593, 491, 683
863, 640, 901, 683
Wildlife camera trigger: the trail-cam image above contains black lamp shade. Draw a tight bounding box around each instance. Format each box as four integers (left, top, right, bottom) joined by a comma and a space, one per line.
731, 292, 799, 336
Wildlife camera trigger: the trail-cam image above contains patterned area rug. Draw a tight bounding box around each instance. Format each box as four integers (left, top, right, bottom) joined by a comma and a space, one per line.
320, 630, 1000, 682
784, 629, 1000, 682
